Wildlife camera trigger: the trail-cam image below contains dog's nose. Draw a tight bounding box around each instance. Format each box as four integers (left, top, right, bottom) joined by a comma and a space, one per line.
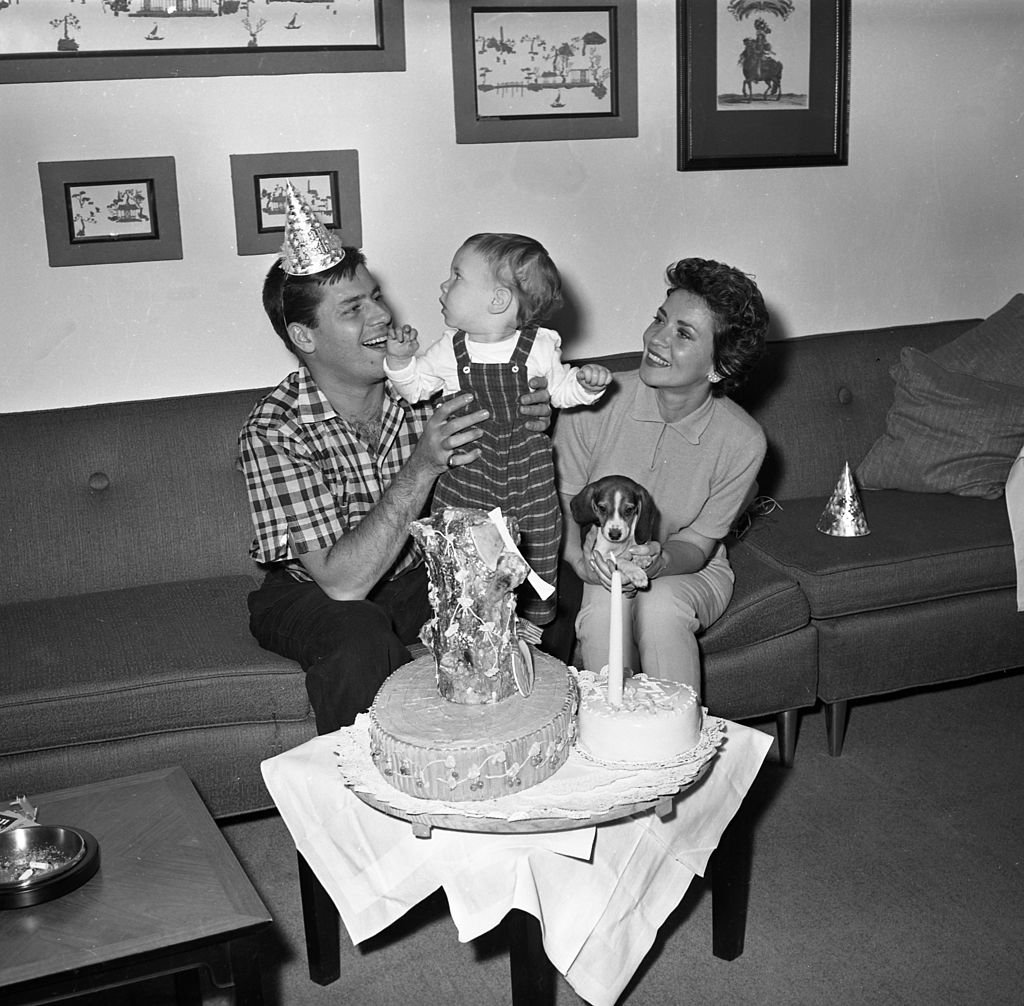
607, 528, 623, 541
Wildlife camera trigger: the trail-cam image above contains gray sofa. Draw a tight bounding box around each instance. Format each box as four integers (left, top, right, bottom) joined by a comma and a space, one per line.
3, 314, 1020, 818
564, 309, 1023, 757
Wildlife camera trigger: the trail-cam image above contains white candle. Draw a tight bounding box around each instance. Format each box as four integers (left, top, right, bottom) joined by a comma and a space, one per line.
608, 563, 623, 706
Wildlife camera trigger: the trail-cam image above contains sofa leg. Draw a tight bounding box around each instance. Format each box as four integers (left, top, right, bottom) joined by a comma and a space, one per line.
774, 709, 798, 766
825, 700, 849, 757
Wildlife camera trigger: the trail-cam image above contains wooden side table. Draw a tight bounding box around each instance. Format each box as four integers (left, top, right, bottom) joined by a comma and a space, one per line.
0, 768, 272, 1005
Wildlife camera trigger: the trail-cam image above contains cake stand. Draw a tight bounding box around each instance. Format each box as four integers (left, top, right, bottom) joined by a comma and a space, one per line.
338, 714, 725, 838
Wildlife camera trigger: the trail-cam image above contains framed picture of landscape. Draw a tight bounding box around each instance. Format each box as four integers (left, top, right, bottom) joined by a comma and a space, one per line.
230, 149, 362, 257
38, 156, 183, 267
450, 0, 638, 144
677, 0, 850, 170
0, 0, 405, 84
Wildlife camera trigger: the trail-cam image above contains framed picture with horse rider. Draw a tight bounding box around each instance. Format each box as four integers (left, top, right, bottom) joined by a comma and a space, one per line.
677, 0, 850, 171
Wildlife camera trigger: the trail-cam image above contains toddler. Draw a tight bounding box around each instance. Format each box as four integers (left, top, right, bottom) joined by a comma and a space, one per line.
385, 232, 611, 628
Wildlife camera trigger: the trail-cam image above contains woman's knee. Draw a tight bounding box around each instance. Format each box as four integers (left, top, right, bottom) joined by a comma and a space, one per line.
634, 581, 700, 636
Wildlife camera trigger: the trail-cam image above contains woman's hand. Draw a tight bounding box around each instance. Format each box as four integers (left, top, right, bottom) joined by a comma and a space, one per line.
589, 548, 645, 597
628, 540, 664, 576
565, 525, 602, 586
519, 376, 552, 433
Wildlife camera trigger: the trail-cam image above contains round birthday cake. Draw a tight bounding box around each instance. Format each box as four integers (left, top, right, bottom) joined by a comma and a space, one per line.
368, 649, 577, 801
576, 669, 703, 766
368, 507, 578, 802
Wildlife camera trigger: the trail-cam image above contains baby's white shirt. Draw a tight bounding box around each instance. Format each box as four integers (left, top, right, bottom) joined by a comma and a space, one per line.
385, 327, 603, 409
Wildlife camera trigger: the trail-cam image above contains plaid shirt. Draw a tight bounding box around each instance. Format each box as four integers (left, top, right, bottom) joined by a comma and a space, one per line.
238, 366, 432, 582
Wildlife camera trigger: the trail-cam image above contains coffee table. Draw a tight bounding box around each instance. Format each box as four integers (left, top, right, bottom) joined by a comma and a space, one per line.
0, 767, 272, 1005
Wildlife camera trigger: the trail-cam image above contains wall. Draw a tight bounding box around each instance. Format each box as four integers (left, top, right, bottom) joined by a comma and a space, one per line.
1, 0, 1022, 413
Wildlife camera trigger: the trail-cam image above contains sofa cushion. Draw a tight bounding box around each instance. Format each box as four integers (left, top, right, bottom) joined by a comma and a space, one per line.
856, 348, 1024, 500
1, 575, 310, 756
928, 293, 1024, 386
738, 491, 1015, 619
700, 540, 810, 653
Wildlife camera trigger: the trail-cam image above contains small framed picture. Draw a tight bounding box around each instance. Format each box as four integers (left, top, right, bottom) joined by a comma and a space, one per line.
449, 0, 638, 144
38, 157, 182, 268
677, 0, 851, 171
230, 150, 362, 258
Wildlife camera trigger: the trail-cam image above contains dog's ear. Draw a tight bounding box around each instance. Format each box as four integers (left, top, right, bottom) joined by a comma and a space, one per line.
569, 484, 597, 526
633, 487, 657, 544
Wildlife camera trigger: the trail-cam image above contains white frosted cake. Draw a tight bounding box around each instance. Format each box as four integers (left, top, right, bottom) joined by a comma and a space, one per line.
368, 649, 577, 801
576, 670, 703, 765
368, 507, 578, 801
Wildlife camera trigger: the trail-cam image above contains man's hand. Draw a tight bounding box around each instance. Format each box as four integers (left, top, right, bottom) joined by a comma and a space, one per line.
519, 375, 552, 433
386, 324, 419, 365
576, 364, 613, 395
414, 391, 488, 474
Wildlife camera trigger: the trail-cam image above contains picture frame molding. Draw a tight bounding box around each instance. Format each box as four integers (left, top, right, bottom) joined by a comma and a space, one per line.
677, 0, 851, 171
1, 0, 405, 85
38, 156, 183, 268
450, 0, 638, 145
230, 149, 362, 258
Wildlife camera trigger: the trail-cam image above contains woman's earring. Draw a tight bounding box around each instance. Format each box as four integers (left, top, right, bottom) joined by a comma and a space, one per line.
708, 370, 723, 384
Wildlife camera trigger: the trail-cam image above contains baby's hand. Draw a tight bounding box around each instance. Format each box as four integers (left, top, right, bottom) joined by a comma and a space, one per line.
386, 325, 419, 362
576, 364, 613, 394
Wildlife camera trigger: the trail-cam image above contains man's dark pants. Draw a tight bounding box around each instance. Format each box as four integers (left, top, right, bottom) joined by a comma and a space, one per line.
247, 566, 431, 735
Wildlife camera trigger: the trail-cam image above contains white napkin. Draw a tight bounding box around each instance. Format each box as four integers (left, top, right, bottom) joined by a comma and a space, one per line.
1006, 442, 1024, 611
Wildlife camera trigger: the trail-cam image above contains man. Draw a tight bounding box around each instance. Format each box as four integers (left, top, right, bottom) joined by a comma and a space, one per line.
238, 188, 550, 733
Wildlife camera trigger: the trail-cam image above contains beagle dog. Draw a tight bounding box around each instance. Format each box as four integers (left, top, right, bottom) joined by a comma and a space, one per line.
569, 475, 657, 589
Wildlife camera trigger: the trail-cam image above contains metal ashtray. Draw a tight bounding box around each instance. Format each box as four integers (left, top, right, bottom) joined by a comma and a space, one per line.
0, 825, 100, 909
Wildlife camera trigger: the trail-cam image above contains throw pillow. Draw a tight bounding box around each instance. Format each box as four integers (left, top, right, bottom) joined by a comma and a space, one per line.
928, 293, 1024, 387
856, 347, 1024, 500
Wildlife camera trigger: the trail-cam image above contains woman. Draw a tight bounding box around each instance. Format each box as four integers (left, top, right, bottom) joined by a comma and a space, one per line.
554, 257, 768, 696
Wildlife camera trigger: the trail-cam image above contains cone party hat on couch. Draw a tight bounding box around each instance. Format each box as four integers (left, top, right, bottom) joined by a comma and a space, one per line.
816, 461, 870, 537
280, 182, 346, 276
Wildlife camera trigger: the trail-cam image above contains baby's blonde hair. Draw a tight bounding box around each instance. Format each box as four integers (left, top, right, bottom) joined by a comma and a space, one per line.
461, 233, 563, 327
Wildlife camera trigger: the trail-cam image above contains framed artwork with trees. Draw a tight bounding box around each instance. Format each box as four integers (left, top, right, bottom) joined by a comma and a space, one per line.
38, 157, 182, 267
229, 149, 362, 257
1, 0, 405, 84
450, 0, 638, 144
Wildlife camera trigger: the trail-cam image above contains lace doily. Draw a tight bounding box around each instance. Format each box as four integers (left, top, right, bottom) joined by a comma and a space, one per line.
335, 713, 725, 825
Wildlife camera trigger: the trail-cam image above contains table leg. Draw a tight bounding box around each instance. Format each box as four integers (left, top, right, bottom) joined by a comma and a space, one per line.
507, 909, 555, 1006
298, 851, 341, 985
173, 967, 203, 1005
229, 936, 266, 1005
710, 813, 752, 961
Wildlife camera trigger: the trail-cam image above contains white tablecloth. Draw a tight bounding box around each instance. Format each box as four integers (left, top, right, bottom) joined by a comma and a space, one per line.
261, 720, 771, 1006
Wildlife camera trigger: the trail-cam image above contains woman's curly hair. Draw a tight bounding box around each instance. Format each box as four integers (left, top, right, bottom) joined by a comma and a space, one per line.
664, 257, 769, 395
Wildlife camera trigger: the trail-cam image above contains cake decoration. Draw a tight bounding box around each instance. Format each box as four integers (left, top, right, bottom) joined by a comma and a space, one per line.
411, 507, 529, 704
